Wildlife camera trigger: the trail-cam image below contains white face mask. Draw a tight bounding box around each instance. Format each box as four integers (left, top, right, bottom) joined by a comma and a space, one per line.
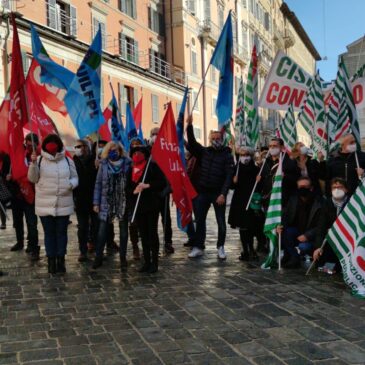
269, 147, 280, 156
300, 146, 308, 155
332, 188, 345, 200
150, 135, 157, 145
240, 156, 251, 164
346, 143, 357, 153
74, 149, 83, 157
98, 147, 104, 156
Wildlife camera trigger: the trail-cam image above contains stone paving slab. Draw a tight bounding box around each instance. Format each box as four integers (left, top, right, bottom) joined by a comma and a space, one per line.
0, 210, 365, 364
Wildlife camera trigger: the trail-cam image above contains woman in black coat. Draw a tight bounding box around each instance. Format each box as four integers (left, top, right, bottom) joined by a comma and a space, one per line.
228, 147, 265, 260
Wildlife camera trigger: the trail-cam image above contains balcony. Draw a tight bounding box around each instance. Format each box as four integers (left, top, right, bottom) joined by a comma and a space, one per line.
283, 29, 295, 48
198, 19, 221, 45
273, 24, 285, 49
234, 43, 249, 65
258, 51, 272, 72
0, 0, 14, 11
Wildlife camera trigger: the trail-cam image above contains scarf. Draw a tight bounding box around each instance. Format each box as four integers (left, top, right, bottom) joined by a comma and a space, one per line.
106, 159, 126, 221
132, 160, 147, 183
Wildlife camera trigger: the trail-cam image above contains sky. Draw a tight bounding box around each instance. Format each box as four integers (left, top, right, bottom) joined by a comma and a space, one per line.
285, 0, 365, 81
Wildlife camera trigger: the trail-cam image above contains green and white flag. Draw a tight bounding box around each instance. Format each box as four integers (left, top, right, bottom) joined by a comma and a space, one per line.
262, 156, 283, 269
278, 103, 296, 150
235, 76, 246, 147
245, 45, 259, 148
326, 181, 365, 298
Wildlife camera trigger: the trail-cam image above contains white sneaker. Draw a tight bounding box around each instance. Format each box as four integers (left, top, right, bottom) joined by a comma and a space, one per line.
188, 247, 204, 258
217, 246, 226, 260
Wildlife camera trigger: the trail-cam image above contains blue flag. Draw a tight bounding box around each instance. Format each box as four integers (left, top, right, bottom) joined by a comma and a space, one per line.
31, 25, 75, 90
125, 103, 137, 150
64, 27, 104, 138
176, 87, 189, 231
110, 88, 127, 147
210, 12, 234, 128
138, 126, 145, 144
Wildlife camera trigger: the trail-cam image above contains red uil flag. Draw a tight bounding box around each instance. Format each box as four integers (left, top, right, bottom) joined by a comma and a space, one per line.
151, 103, 197, 227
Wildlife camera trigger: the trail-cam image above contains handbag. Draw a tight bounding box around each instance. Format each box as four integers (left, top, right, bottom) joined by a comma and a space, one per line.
0, 176, 11, 203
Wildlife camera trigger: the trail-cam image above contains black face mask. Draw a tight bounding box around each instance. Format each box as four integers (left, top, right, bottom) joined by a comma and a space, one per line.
298, 187, 312, 198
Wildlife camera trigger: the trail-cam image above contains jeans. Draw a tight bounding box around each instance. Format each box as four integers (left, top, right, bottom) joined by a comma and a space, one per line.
76, 210, 98, 255
158, 195, 172, 245
193, 192, 226, 249
129, 221, 139, 245
11, 198, 38, 250
95, 218, 128, 258
40, 215, 69, 257
283, 227, 313, 258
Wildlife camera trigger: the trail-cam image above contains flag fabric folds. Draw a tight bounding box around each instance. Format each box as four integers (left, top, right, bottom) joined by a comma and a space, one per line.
151, 103, 197, 228
0, 93, 10, 154
245, 45, 259, 148
210, 12, 234, 129
133, 97, 144, 143
125, 103, 137, 150
31, 25, 75, 90
64, 26, 104, 138
109, 90, 127, 147
326, 181, 365, 298
99, 100, 112, 141
278, 103, 296, 151
261, 156, 282, 269
234, 76, 246, 148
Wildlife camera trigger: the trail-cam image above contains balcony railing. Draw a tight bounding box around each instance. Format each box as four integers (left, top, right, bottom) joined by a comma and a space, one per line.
0, 0, 14, 10
234, 43, 249, 63
199, 19, 221, 44
119, 38, 139, 65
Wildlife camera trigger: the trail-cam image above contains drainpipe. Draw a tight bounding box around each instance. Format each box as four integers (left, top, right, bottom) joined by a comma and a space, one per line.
2, 14, 10, 94
200, 36, 207, 146
169, 0, 174, 67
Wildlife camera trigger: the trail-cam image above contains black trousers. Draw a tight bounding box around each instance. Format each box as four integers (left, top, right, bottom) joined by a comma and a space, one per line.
158, 195, 172, 245
11, 198, 38, 250
76, 209, 98, 255
0, 204, 6, 226
137, 210, 159, 268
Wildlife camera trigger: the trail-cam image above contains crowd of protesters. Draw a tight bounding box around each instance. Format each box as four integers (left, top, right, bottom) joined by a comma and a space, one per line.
0, 118, 364, 277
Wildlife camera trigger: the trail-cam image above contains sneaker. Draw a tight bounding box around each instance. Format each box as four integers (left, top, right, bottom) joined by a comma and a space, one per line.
10, 242, 24, 252
78, 253, 88, 262
217, 246, 226, 260
188, 247, 204, 258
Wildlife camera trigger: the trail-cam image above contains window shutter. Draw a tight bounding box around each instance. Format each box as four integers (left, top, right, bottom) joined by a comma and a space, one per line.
119, 0, 126, 13
100, 22, 106, 49
70, 5, 77, 37
148, 6, 152, 29
47, 0, 57, 29
133, 40, 139, 65
120, 33, 127, 57
158, 13, 165, 36
132, 0, 137, 19
204, 0, 210, 20
133, 88, 138, 109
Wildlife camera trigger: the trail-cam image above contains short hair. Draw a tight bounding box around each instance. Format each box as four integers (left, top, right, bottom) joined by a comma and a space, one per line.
339, 133, 354, 146
42, 134, 63, 152
209, 129, 223, 141
25, 133, 39, 146
150, 127, 159, 137
297, 176, 312, 186
330, 177, 348, 190
237, 146, 254, 156
100, 141, 125, 160
270, 137, 284, 146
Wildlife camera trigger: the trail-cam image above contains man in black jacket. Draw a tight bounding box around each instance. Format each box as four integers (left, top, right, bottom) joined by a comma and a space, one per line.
325, 134, 365, 196
186, 116, 234, 260
73, 139, 98, 262
279, 177, 323, 268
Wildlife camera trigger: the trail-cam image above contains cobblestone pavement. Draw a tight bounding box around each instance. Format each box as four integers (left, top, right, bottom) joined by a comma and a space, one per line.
1, 210, 365, 365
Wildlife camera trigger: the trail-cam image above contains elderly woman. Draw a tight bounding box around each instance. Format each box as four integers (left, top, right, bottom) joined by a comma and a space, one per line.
28, 134, 78, 274
228, 146, 265, 260
93, 141, 131, 272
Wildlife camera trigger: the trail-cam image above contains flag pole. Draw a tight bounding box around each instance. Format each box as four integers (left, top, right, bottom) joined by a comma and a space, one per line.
131, 155, 152, 224
0, 201, 9, 220
355, 151, 362, 181
305, 239, 327, 276
278, 232, 282, 271
189, 64, 212, 115
235, 162, 240, 177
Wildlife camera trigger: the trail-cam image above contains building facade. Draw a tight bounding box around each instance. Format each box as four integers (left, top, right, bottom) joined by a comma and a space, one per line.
0, 0, 319, 146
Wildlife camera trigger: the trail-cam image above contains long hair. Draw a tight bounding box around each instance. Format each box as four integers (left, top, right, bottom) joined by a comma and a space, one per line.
100, 141, 125, 160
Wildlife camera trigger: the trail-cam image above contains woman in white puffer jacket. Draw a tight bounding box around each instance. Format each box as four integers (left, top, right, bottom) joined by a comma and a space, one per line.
28, 134, 78, 274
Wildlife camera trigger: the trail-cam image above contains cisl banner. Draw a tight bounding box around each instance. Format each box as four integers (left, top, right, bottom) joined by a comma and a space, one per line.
259, 51, 313, 111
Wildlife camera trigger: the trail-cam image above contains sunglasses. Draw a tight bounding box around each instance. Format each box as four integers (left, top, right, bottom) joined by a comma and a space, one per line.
74, 145, 83, 149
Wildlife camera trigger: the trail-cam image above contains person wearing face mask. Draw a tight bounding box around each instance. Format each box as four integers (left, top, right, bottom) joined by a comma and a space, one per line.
186, 116, 234, 259
7, 133, 40, 261
325, 134, 365, 196
28, 134, 79, 274
73, 139, 98, 262
92, 142, 131, 272
312, 178, 349, 274
291, 142, 322, 194
228, 147, 265, 260
259, 138, 300, 210
278, 177, 323, 269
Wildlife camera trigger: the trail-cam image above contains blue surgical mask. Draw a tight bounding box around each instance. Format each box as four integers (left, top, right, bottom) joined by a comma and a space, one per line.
108, 150, 119, 161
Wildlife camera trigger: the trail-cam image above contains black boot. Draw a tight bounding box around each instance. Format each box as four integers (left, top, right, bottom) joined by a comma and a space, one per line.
48, 257, 57, 274
57, 256, 66, 273
149, 250, 159, 273
10, 242, 24, 252
120, 256, 128, 273
139, 245, 151, 273
92, 256, 103, 270
31, 247, 40, 261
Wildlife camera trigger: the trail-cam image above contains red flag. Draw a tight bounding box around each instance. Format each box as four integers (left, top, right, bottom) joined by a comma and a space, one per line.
0, 93, 10, 154
26, 58, 67, 116
151, 103, 197, 227
24, 60, 58, 141
99, 99, 112, 141
133, 97, 143, 130
8, 15, 28, 181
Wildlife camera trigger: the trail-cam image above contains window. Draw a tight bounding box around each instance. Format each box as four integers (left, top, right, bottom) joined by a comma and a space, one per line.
249, 0, 255, 15
119, 0, 137, 19
148, 7, 165, 37
118, 84, 134, 116
119, 33, 139, 64
1, 0, 12, 10
92, 18, 106, 49
191, 50, 197, 75
149, 49, 169, 78
242, 22, 248, 51
21, 51, 32, 77
264, 12, 271, 32
203, 0, 210, 20
242, 0, 247, 8
193, 126, 201, 139
210, 50, 216, 83
186, 0, 196, 15
47, 0, 77, 36
152, 94, 159, 123
192, 91, 199, 111
212, 97, 217, 117
218, 5, 224, 29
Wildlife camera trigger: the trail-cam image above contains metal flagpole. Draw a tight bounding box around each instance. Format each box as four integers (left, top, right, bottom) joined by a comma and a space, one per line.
0, 201, 9, 220
355, 151, 362, 181
278, 232, 282, 271
305, 239, 327, 276
189, 64, 212, 115
131, 156, 152, 224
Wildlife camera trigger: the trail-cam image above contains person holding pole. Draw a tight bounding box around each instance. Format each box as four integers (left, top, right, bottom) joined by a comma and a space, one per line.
128, 146, 166, 273
324, 134, 365, 196
186, 115, 234, 260
92, 141, 131, 272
